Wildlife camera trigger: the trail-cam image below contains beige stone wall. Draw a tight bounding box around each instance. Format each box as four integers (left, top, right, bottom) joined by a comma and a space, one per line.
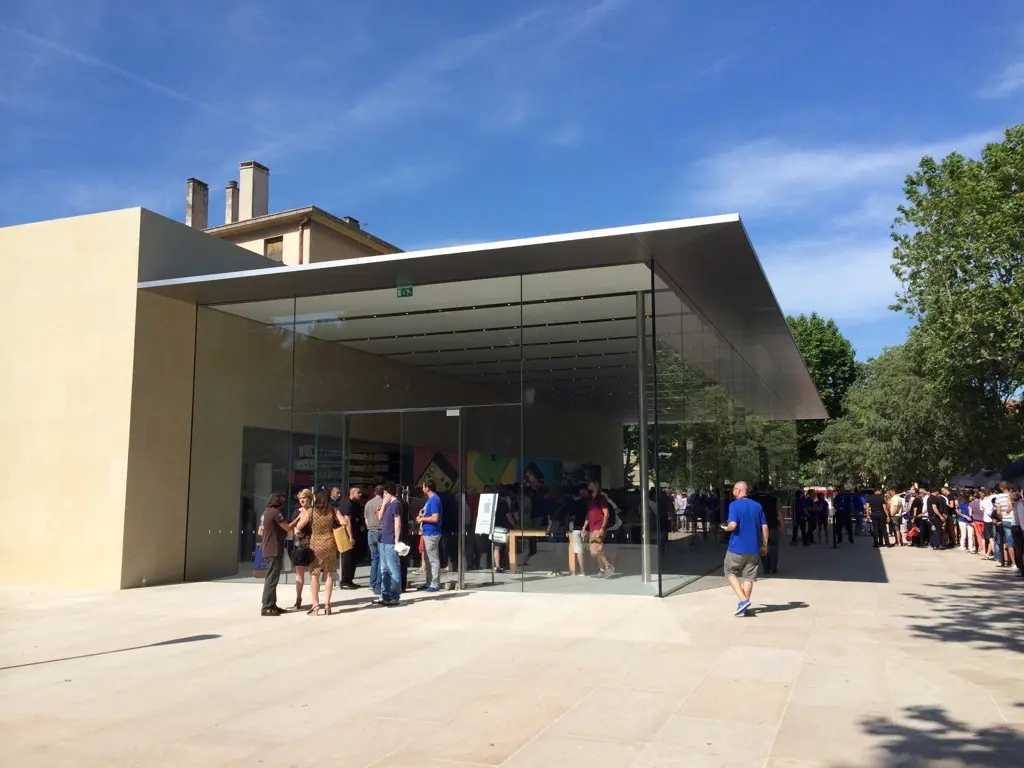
120, 291, 196, 588
307, 220, 381, 263
138, 209, 278, 280
0, 207, 623, 588
0, 210, 143, 589
184, 307, 623, 580
221, 222, 307, 266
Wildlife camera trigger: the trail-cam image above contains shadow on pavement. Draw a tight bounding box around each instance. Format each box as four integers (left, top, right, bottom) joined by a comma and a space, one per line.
857, 705, 1024, 767
772, 528, 889, 583
899, 570, 1024, 655
749, 600, 809, 615
0, 633, 220, 671
665, 529, 889, 596
313, 591, 472, 615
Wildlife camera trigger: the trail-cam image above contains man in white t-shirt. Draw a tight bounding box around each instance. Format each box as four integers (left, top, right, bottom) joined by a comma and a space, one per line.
992, 482, 1014, 568
981, 493, 995, 559
674, 491, 688, 532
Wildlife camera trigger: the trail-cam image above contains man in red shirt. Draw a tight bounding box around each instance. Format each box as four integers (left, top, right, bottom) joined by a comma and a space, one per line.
581, 481, 615, 578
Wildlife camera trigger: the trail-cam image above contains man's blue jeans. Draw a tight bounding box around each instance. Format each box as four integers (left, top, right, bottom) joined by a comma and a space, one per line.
378, 543, 402, 601
367, 529, 381, 594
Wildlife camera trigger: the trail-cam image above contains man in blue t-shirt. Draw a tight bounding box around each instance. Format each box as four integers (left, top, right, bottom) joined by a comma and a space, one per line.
721, 481, 768, 616
832, 487, 855, 547
416, 480, 443, 593
377, 483, 404, 606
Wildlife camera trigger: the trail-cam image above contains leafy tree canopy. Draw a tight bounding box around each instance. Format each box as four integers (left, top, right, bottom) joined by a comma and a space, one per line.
786, 313, 858, 479
891, 124, 1024, 402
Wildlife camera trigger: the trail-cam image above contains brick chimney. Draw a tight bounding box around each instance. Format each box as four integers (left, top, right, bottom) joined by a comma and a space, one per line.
238, 161, 269, 221
185, 178, 208, 229
225, 180, 239, 224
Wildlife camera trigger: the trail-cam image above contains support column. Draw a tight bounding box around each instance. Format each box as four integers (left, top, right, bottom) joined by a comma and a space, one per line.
636, 292, 651, 583
340, 414, 349, 493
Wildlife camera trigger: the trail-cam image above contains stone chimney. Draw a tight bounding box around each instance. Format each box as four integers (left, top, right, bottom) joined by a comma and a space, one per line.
185, 178, 209, 229
225, 180, 239, 224
238, 161, 269, 221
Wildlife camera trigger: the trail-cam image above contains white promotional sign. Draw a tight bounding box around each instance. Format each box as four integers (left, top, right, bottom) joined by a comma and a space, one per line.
475, 493, 498, 536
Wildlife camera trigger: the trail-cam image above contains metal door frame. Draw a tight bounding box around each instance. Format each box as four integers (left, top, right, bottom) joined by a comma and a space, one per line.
311, 402, 522, 590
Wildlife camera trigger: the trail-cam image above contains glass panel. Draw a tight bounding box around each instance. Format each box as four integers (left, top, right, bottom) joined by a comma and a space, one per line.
289, 275, 524, 597
401, 409, 461, 592
651, 263, 800, 595
461, 404, 523, 590
344, 411, 401, 594
521, 265, 658, 595
185, 297, 296, 582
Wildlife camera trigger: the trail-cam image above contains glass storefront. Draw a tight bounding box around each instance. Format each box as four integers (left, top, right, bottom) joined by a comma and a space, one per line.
182, 261, 796, 596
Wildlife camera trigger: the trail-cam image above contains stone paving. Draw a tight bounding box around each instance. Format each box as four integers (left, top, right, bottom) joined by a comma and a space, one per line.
1, 539, 1022, 767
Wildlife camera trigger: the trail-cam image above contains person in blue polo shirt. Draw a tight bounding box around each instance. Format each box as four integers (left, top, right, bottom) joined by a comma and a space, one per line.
416, 479, 443, 593
721, 481, 768, 616
832, 487, 855, 547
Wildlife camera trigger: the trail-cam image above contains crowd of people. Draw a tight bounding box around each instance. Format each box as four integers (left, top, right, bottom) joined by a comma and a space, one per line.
713, 479, 1023, 617
256, 478, 629, 615
878, 481, 1022, 574
257, 473, 1022, 617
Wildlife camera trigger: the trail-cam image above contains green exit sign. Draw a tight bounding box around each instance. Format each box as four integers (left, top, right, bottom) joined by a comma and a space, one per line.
397, 286, 414, 298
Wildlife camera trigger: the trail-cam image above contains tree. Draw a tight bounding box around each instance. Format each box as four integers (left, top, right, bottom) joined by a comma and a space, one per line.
891, 125, 1024, 404
817, 330, 1019, 487
817, 338, 948, 487
786, 313, 858, 477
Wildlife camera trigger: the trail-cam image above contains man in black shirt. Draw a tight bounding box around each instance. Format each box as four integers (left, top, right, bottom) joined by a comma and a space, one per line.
928, 489, 948, 550
866, 488, 889, 548
338, 487, 362, 589
752, 483, 781, 574
910, 491, 928, 548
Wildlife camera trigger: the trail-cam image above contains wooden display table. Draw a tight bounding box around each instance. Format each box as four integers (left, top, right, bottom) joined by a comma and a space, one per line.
507, 529, 547, 573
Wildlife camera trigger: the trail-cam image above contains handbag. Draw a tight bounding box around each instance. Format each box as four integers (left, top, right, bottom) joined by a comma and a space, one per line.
491, 526, 509, 544
291, 544, 314, 567
333, 525, 354, 553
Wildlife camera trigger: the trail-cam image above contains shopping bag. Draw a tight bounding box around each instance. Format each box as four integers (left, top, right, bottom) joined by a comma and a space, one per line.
333, 526, 353, 553
253, 544, 267, 578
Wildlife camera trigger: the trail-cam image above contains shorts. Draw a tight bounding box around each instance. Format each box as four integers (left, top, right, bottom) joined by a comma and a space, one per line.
984, 522, 993, 541
1003, 522, 1015, 548
589, 532, 604, 556
888, 518, 902, 534
571, 530, 584, 554
724, 551, 759, 582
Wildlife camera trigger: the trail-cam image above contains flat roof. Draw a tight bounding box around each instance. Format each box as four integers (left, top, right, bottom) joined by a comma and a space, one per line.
140, 215, 827, 421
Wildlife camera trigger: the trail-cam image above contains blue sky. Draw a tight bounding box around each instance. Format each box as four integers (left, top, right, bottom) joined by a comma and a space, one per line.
2, 0, 1023, 359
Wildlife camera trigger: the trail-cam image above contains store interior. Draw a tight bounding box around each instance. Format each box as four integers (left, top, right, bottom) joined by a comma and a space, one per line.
184, 261, 799, 597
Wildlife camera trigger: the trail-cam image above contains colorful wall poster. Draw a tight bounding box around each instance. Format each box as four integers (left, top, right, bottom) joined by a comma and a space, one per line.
413, 447, 460, 491
466, 451, 517, 491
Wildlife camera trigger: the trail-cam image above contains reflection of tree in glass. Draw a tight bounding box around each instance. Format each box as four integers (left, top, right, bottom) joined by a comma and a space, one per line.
625, 342, 798, 490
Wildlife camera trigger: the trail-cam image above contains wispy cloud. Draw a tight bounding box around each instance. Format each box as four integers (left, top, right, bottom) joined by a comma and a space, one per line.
758, 236, 899, 324
0, 22, 200, 107
686, 129, 1001, 332
978, 60, 1024, 98
685, 130, 999, 219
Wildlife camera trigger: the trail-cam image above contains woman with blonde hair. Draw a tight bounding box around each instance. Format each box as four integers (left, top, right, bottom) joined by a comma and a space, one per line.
308, 487, 345, 615
289, 488, 315, 610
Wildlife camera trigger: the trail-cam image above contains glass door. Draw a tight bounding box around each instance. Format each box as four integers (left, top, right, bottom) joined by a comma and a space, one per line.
399, 409, 462, 592
461, 404, 523, 591
312, 405, 524, 593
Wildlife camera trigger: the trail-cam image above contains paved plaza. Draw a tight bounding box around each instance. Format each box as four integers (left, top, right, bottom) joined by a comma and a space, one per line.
2, 541, 1022, 767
